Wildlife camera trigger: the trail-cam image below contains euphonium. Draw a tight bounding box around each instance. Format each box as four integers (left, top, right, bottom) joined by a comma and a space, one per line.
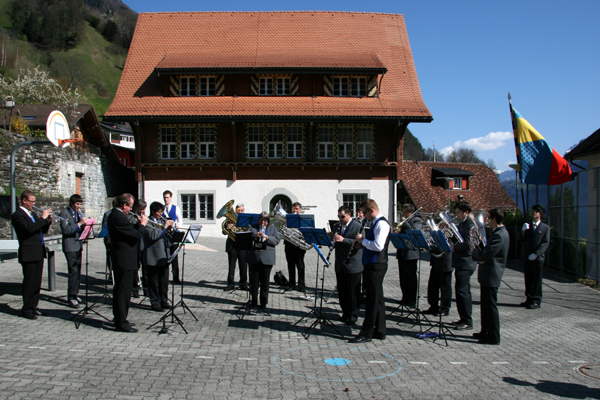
436, 207, 464, 243
470, 209, 488, 251
217, 199, 239, 241
271, 200, 313, 251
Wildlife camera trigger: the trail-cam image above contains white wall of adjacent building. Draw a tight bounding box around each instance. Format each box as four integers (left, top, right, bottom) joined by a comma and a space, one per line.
144, 179, 393, 237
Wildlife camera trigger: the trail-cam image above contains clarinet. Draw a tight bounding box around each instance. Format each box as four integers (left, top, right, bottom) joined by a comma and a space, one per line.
344, 218, 368, 265
326, 224, 342, 263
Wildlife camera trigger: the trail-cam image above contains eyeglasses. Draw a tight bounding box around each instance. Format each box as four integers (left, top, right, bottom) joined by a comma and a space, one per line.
338, 215, 347, 219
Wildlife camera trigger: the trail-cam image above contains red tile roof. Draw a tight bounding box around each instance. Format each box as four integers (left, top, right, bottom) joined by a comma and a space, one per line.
402, 161, 516, 214
105, 11, 431, 120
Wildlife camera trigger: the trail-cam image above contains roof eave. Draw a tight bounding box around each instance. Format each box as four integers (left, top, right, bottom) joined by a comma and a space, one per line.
155, 67, 388, 75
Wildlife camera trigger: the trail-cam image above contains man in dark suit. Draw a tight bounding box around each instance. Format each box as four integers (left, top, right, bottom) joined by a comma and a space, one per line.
143, 202, 175, 312
449, 201, 477, 330
59, 194, 88, 308
422, 243, 453, 317
472, 209, 509, 345
396, 204, 423, 308
224, 203, 249, 291
333, 206, 364, 325
246, 212, 280, 309
520, 204, 550, 309
107, 193, 148, 332
350, 199, 391, 343
11, 190, 52, 319
285, 202, 307, 292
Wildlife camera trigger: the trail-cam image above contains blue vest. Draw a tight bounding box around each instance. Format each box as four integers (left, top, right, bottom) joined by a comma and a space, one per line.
361, 216, 391, 265
164, 205, 177, 221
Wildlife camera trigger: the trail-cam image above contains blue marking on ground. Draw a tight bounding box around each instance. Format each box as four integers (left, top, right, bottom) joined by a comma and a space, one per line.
324, 358, 351, 366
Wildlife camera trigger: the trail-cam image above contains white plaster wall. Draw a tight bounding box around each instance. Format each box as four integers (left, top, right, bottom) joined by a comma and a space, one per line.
144, 179, 393, 237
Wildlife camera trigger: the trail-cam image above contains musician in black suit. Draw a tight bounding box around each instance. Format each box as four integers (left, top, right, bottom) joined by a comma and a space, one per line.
422, 243, 453, 316
59, 194, 88, 308
143, 202, 175, 312
350, 199, 391, 343
132, 199, 147, 298
472, 209, 509, 345
107, 193, 148, 332
520, 204, 550, 309
224, 203, 249, 291
395, 204, 422, 308
284, 202, 306, 292
246, 212, 281, 309
449, 201, 477, 330
11, 190, 52, 319
333, 206, 364, 325
101, 198, 117, 273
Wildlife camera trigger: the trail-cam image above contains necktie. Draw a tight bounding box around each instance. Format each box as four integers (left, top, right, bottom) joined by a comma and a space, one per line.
29, 211, 45, 245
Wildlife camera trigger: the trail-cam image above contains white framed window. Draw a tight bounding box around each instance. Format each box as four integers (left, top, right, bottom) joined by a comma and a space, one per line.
180, 192, 215, 222
180, 76, 196, 96
356, 126, 373, 159
452, 177, 463, 190
287, 126, 303, 158
248, 126, 264, 159
276, 77, 291, 95
267, 126, 284, 159
337, 126, 353, 159
318, 126, 334, 159
341, 192, 369, 217
198, 76, 216, 96
351, 77, 367, 96
198, 126, 215, 159
161, 127, 177, 159
333, 77, 349, 96
259, 77, 273, 95
180, 127, 196, 159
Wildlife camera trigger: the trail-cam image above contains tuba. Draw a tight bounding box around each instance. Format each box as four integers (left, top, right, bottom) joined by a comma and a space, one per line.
271, 201, 313, 251
217, 199, 239, 241
470, 209, 488, 252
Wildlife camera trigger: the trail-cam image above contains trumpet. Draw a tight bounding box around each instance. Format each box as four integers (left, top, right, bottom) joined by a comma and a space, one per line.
131, 212, 168, 229
32, 205, 68, 221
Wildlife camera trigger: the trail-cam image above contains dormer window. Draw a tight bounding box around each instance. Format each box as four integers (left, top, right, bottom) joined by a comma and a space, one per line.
259, 77, 273, 95
199, 76, 216, 96
333, 77, 349, 96
180, 76, 196, 96
452, 177, 463, 190
351, 77, 367, 96
276, 77, 290, 95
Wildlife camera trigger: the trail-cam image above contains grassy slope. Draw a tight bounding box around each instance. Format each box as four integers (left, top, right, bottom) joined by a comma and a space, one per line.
54, 23, 127, 116
0, 0, 11, 29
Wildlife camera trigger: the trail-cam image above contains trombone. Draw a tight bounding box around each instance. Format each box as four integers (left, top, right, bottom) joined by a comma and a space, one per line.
130, 212, 169, 229
32, 205, 68, 222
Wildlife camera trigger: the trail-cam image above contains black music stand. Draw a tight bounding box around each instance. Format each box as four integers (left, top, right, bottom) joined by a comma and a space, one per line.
71, 220, 111, 329
147, 225, 201, 334
293, 228, 344, 339
95, 224, 112, 305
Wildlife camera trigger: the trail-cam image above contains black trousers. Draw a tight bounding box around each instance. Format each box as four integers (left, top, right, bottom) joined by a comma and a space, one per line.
398, 258, 418, 305
21, 260, 44, 316
170, 244, 180, 281
524, 259, 543, 304
249, 262, 273, 306
480, 285, 500, 343
227, 247, 248, 286
147, 264, 169, 308
64, 250, 82, 299
427, 269, 453, 313
285, 247, 305, 288
336, 271, 361, 320
360, 262, 387, 338
112, 269, 134, 329
454, 269, 474, 325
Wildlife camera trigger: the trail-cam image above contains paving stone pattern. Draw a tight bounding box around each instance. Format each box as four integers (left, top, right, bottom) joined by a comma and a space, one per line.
0, 237, 599, 399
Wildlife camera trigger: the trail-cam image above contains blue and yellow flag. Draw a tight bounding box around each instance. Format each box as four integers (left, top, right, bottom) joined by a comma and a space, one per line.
510, 100, 573, 185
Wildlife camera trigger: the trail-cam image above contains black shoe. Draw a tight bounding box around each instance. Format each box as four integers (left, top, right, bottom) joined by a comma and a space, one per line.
284, 285, 295, 292
116, 326, 138, 333
22, 313, 37, 320
132, 291, 140, 299
296, 285, 305, 292
472, 331, 486, 339
161, 303, 172, 310
239, 283, 250, 291
372, 333, 386, 340
345, 318, 357, 326
438, 311, 450, 317
519, 301, 531, 307
453, 324, 473, 330
526, 303, 541, 309
224, 284, 235, 291
349, 336, 372, 343
34, 309, 45, 316
338, 315, 349, 323
151, 306, 164, 312
449, 320, 464, 326
422, 308, 439, 315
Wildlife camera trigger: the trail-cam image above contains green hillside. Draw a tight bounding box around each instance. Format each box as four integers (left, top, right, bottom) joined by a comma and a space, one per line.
0, 1, 129, 116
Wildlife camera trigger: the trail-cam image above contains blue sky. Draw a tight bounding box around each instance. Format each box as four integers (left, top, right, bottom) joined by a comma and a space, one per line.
124, 0, 599, 171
